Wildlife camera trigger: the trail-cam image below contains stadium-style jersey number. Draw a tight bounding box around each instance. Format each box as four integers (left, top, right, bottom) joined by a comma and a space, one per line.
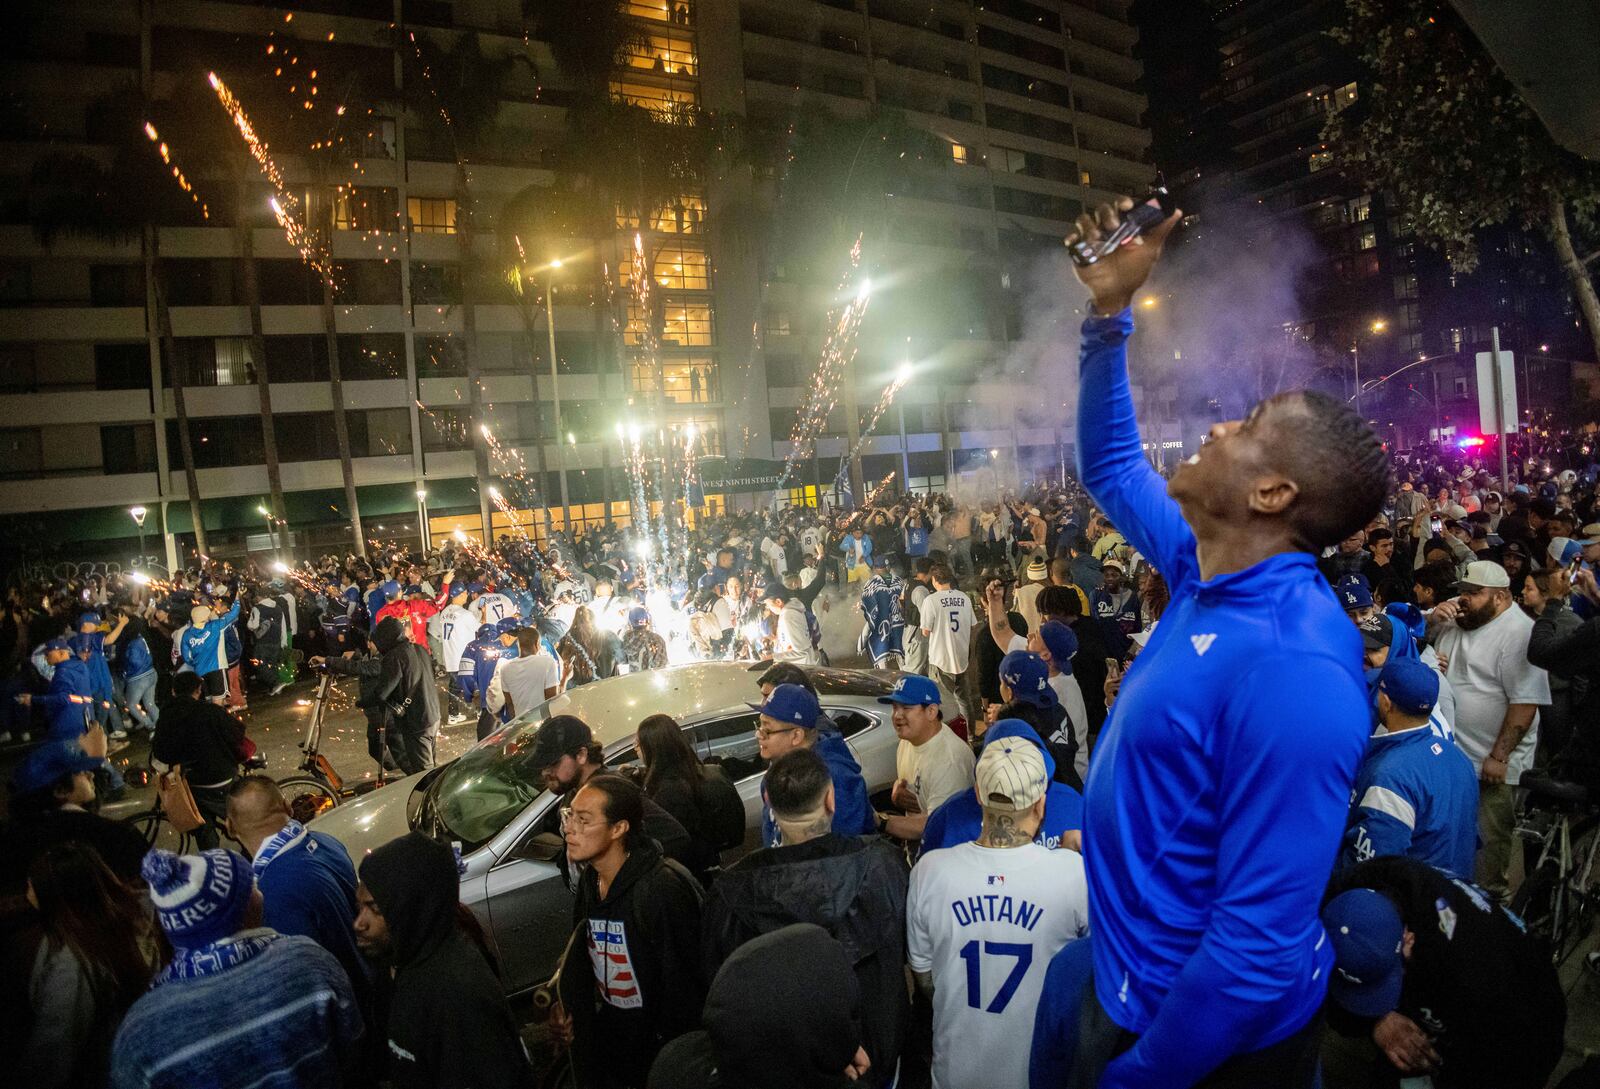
959, 940, 1032, 1013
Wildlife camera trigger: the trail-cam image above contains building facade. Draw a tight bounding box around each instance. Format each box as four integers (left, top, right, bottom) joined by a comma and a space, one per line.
0, 0, 1148, 566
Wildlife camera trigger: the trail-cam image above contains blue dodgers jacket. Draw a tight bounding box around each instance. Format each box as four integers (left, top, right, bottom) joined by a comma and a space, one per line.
178, 600, 241, 676
1339, 713, 1478, 878
36, 657, 96, 741
760, 728, 875, 846
1075, 309, 1370, 1088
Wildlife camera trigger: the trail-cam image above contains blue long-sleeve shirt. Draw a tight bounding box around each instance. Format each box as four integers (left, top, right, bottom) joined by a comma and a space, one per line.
761, 729, 875, 846
36, 657, 96, 740
178, 601, 241, 676
1339, 713, 1478, 878
1075, 308, 1369, 1088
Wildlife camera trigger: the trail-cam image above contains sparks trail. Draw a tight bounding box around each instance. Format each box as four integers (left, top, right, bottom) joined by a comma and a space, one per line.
781, 235, 871, 485
844, 471, 897, 525
142, 123, 210, 219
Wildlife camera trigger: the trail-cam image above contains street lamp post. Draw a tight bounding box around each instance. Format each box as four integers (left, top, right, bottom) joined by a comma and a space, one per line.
545, 259, 573, 536
896, 361, 912, 488
256, 505, 275, 556
1352, 319, 1387, 420
416, 488, 430, 550
130, 506, 147, 567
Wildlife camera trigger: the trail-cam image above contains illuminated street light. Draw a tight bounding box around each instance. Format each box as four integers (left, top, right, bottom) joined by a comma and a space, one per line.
1370, 319, 1388, 334
257, 505, 270, 517
989, 448, 999, 459
416, 488, 427, 499
129, 505, 147, 527
550, 257, 563, 269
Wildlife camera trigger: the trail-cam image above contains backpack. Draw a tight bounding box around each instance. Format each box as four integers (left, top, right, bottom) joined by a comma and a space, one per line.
698, 764, 748, 852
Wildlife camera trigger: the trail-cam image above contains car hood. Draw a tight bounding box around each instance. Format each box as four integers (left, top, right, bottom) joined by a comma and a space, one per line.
308, 773, 422, 863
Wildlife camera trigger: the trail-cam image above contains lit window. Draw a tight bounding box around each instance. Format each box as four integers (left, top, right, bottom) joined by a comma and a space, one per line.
629, 357, 719, 403
1358, 228, 1377, 251
1344, 194, 1370, 223
610, 80, 697, 116
951, 143, 969, 165
678, 414, 723, 454
407, 197, 457, 235
616, 193, 707, 234
625, 0, 692, 24
1308, 150, 1334, 172
621, 240, 710, 291
622, 32, 698, 76
1333, 81, 1358, 109
625, 300, 714, 346
1080, 170, 1092, 186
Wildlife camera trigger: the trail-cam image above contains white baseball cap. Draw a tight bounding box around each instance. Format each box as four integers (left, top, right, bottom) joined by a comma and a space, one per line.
975, 738, 1048, 813
1454, 560, 1510, 590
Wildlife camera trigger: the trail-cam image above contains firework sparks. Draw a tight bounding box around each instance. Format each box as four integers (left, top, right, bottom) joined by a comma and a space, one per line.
142, 122, 210, 219
781, 236, 871, 484
837, 364, 912, 468
208, 71, 328, 276
845, 472, 898, 525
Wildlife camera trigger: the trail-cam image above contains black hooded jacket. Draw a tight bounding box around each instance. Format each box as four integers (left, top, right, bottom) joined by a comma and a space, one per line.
558, 837, 705, 1089
369, 616, 439, 736
360, 832, 532, 1089
648, 923, 862, 1089
700, 833, 907, 1087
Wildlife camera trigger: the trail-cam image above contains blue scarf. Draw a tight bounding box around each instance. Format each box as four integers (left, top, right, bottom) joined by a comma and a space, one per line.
154, 928, 281, 986
250, 819, 307, 876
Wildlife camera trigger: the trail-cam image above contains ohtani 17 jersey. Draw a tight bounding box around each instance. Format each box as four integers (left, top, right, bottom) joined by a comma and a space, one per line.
908, 841, 1089, 1089
433, 604, 479, 674
473, 593, 516, 626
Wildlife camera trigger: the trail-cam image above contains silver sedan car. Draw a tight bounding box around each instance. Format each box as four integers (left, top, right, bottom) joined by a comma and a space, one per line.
312, 661, 945, 995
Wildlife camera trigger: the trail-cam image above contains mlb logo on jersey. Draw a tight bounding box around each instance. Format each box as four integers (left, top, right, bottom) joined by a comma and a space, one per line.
986, 874, 1006, 887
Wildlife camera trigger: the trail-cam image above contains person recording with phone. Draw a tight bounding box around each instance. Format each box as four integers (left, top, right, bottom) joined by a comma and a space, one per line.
1065, 193, 1383, 1088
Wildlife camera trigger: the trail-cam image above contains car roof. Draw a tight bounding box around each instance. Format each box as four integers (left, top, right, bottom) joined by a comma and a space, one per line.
520, 661, 900, 749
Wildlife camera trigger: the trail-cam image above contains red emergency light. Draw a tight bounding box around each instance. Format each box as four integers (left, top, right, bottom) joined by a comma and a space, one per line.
1458, 436, 1485, 448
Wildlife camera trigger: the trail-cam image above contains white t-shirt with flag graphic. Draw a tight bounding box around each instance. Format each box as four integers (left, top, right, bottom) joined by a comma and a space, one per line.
908, 841, 1088, 1089
434, 604, 479, 674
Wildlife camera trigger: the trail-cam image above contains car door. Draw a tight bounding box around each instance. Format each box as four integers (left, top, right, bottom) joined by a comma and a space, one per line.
483, 796, 572, 996
691, 711, 766, 854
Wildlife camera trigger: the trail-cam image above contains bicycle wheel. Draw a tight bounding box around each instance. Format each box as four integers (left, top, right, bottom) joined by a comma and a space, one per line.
125, 810, 194, 854
1511, 859, 1563, 961
278, 775, 340, 823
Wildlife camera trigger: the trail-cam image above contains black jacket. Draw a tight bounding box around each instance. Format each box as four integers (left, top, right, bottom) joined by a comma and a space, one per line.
370, 617, 439, 736
1526, 602, 1600, 785
1329, 857, 1564, 1089
648, 923, 862, 1089
323, 648, 384, 716
360, 832, 532, 1089
700, 834, 908, 1087
151, 696, 246, 786
647, 768, 727, 881
559, 838, 705, 1089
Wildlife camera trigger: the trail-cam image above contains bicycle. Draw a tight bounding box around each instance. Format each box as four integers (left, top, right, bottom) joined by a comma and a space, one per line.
275, 671, 395, 824
1511, 770, 1600, 967
125, 794, 201, 854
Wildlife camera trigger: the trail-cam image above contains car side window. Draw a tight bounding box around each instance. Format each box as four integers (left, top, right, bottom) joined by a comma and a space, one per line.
696, 712, 765, 783
828, 708, 876, 738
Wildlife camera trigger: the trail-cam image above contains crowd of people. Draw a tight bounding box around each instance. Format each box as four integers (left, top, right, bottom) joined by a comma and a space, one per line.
2, 200, 1598, 1089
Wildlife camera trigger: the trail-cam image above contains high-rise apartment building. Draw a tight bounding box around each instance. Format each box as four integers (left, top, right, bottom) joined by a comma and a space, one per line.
0, 0, 1148, 565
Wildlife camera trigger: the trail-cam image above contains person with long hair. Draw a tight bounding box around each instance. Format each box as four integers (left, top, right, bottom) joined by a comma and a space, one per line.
1137, 565, 1169, 627
22, 842, 161, 1089
561, 606, 618, 687
635, 714, 724, 878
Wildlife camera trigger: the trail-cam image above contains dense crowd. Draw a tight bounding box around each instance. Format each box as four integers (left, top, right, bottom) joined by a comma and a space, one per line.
2, 202, 1598, 1089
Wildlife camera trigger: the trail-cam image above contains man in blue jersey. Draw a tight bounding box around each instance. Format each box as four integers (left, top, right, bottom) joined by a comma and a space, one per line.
1064, 197, 1384, 1088
1338, 656, 1477, 878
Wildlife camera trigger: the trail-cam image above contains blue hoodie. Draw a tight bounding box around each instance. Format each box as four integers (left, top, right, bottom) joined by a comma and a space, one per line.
1339, 710, 1477, 878
36, 657, 96, 741
919, 720, 1084, 857
1075, 308, 1369, 1088
760, 727, 875, 846
178, 600, 241, 676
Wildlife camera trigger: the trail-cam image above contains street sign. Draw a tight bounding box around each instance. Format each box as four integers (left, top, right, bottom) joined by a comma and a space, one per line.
1475, 348, 1517, 434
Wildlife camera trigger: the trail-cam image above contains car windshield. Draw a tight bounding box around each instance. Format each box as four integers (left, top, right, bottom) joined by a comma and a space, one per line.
428, 710, 558, 850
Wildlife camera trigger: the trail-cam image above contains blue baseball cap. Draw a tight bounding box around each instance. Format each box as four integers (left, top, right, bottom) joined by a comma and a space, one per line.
381, 580, 402, 600
877, 674, 941, 707
1378, 657, 1439, 716
984, 718, 1055, 782
404, 585, 427, 598
12, 739, 101, 795
495, 617, 521, 634
1336, 573, 1374, 611
69, 633, 95, 655
1322, 888, 1406, 1018
870, 552, 891, 569
1037, 620, 1078, 669
627, 606, 651, 629
1548, 537, 1583, 568
467, 581, 486, 595
76, 612, 100, 630
42, 637, 71, 653
999, 650, 1055, 709
749, 683, 820, 728
475, 623, 496, 640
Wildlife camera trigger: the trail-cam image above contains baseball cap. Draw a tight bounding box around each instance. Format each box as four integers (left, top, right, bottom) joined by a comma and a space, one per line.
974, 736, 1049, 813
627, 606, 651, 629
475, 623, 496, 640
1322, 888, 1406, 1019
1454, 560, 1510, 590
1335, 573, 1374, 611
999, 650, 1055, 709
1378, 657, 1439, 715
876, 674, 941, 707
1383, 603, 1425, 645
1501, 540, 1530, 561
1357, 612, 1393, 651
381, 580, 402, 600
983, 718, 1056, 781
1445, 503, 1469, 521
42, 636, 70, 653
1549, 537, 1583, 568
11, 738, 101, 795
76, 612, 100, 630
1579, 523, 1600, 544
1100, 559, 1125, 573
1025, 558, 1048, 581
190, 605, 212, 626
467, 581, 485, 595
870, 553, 891, 569
405, 585, 426, 597
70, 633, 97, 655
528, 715, 593, 769
1130, 620, 1158, 648
1037, 620, 1078, 667
495, 616, 521, 634
750, 683, 821, 728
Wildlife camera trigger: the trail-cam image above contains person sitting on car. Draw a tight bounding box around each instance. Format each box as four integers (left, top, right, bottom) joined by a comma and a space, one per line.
701, 747, 909, 1088
529, 715, 693, 870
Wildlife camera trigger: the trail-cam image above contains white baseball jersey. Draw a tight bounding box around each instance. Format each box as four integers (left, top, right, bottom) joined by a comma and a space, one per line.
434, 604, 479, 674
908, 841, 1089, 1089
920, 589, 975, 674
473, 593, 515, 626
800, 525, 823, 557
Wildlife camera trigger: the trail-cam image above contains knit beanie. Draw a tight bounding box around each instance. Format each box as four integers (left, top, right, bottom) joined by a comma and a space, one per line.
142, 847, 256, 949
